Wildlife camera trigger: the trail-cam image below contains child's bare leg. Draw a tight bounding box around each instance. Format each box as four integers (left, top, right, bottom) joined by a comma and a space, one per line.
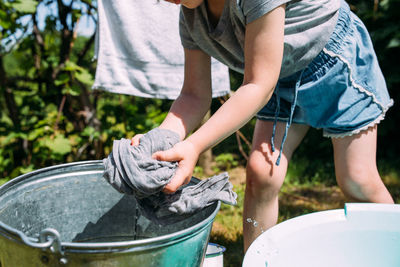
243, 120, 308, 252
332, 125, 394, 203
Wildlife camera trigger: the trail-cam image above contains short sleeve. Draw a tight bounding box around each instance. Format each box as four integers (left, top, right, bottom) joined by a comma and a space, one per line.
241, 0, 291, 24
179, 9, 200, 50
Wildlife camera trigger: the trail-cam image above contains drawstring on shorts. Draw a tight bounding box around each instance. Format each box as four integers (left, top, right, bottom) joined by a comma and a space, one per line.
271, 69, 305, 166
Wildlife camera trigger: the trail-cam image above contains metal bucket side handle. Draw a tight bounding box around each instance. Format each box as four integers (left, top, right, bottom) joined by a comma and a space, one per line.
0, 223, 68, 264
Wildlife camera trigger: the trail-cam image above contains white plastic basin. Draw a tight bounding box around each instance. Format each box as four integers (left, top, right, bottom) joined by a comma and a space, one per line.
243, 203, 400, 267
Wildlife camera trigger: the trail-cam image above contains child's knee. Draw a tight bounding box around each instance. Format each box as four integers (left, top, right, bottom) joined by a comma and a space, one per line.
336, 162, 377, 188
335, 163, 386, 200
246, 151, 285, 194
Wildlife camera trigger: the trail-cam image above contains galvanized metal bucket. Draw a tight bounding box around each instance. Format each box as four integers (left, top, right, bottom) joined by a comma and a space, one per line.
0, 161, 220, 266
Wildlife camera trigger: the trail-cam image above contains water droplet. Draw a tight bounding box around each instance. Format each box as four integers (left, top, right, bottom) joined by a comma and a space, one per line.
246, 217, 267, 233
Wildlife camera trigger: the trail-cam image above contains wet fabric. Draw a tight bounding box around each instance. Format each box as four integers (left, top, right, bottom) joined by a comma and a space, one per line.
137, 172, 235, 225
103, 128, 237, 223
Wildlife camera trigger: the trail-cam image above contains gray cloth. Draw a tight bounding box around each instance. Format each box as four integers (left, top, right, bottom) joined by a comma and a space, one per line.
180, 0, 340, 78
93, 0, 230, 99
137, 172, 235, 224
103, 128, 237, 223
103, 128, 180, 198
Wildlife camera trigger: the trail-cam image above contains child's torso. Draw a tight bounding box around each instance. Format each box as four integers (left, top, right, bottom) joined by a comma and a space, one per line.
180, 0, 341, 78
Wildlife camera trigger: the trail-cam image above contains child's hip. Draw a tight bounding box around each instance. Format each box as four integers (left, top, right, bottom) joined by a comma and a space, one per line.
256, 0, 393, 137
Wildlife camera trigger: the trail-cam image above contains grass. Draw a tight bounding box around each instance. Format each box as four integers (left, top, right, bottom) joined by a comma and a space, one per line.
205, 164, 400, 267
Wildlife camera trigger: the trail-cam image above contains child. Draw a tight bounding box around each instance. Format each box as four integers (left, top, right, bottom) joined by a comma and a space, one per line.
132, 0, 394, 251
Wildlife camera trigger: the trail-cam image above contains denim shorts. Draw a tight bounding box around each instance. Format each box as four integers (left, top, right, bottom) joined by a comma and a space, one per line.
256, 0, 393, 138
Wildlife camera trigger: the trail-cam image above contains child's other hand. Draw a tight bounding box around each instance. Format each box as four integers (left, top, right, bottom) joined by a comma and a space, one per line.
152, 140, 199, 194
131, 134, 144, 146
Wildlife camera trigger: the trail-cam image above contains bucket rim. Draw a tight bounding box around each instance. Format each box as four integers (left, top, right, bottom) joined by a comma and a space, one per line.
0, 160, 221, 252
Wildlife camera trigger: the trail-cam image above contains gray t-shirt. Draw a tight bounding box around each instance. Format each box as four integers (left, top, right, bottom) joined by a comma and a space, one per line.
180, 0, 340, 78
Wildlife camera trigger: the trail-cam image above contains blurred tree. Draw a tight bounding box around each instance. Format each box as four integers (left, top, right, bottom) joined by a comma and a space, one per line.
0, 0, 169, 182
0, 0, 100, 180
0, 0, 398, 183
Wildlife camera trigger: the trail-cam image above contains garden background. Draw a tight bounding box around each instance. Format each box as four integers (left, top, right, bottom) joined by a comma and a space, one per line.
0, 0, 399, 266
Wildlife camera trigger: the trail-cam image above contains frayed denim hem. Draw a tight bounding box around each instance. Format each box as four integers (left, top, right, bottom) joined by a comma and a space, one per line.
323, 99, 394, 138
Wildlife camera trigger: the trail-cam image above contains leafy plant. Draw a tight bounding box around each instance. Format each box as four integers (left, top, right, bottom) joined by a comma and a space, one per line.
0, 0, 172, 180
0, 0, 399, 187
213, 153, 239, 172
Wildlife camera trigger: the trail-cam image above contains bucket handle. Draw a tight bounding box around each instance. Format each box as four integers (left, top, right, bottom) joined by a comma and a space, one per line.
17, 228, 68, 264
19, 228, 63, 254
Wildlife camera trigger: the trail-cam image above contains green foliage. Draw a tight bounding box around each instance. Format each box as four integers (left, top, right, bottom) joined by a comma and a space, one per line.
284, 128, 336, 185
8, 0, 38, 13
0, 0, 170, 180
0, 0, 38, 53
213, 153, 239, 172
193, 166, 204, 177
0, 0, 399, 187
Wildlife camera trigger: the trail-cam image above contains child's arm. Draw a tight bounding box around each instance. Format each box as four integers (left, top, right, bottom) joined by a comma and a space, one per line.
158, 49, 213, 140
131, 48, 212, 146
155, 5, 286, 193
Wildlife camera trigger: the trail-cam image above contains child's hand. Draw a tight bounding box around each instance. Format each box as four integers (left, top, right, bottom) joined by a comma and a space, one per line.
131, 134, 144, 146
152, 140, 199, 194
